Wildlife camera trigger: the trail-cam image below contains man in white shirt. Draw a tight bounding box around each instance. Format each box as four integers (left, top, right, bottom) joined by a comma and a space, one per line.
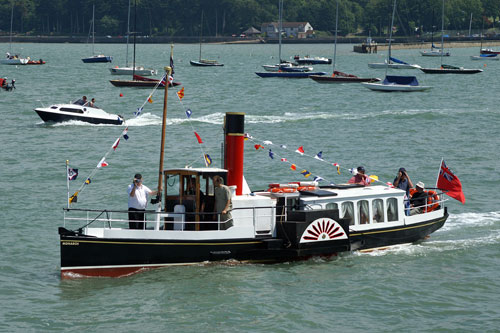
128, 173, 157, 229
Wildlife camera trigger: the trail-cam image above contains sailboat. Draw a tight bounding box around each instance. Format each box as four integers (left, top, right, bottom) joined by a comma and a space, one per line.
110, 44, 180, 88
261, 0, 312, 73
310, 0, 381, 83
1, 2, 28, 65
256, 0, 326, 78
109, 0, 156, 75
82, 5, 113, 63
420, 10, 450, 57
58, 47, 450, 278
190, 11, 223, 67
362, 0, 431, 92
470, 20, 499, 61
420, 0, 482, 74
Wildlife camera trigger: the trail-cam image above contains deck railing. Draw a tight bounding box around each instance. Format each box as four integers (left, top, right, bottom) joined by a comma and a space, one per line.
63, 205, 283, 233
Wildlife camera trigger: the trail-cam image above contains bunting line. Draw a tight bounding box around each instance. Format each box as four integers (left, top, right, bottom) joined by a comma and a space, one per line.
245, 134, 389, 187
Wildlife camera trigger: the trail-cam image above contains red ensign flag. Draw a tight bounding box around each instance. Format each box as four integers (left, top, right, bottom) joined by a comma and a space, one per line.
437, 160, 465, 204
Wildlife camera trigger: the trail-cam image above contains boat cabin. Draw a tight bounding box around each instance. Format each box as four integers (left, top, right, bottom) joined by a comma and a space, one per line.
163, 168, 229, 231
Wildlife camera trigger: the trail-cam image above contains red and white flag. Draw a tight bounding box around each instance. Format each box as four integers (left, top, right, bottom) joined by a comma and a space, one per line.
112, 138, 120, 151
97, 157, 108, 168
295, 146, 304, 155
437, 160, 465, 204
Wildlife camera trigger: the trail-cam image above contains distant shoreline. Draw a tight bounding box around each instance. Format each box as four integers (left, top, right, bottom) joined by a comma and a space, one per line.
1, 35, 500, 49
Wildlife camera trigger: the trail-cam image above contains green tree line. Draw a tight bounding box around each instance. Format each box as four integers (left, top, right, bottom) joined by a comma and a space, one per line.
1, 0, 500, 37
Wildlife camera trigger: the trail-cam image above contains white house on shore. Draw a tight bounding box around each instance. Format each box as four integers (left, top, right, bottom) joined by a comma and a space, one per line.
260, 22, 314, 38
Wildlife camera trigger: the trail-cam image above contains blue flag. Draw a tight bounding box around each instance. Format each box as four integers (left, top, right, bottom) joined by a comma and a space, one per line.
186, 109, 192, 118
269, 149, 274, 159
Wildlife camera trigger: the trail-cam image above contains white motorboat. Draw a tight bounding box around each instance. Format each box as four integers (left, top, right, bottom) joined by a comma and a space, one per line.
34, 101, 124, 125
109, 66, 157, 76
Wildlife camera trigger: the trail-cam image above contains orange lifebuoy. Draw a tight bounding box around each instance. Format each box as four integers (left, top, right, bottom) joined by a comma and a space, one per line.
297, 186, 317, 191
269, 187, 297, 193
425, 190, 439, 212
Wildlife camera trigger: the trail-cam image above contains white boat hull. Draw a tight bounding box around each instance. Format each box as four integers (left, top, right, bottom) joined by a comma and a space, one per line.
109, 66, 157, 75
0, 57, 28, 65
470, 55, 499, 61
361, 82, 431, 92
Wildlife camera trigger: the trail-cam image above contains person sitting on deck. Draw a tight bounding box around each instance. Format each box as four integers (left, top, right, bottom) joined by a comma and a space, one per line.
410, 181, 428, 215
348, 166, 371, 186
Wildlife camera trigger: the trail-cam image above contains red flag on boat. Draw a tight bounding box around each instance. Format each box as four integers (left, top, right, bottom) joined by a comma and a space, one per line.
437, 160, 465, 204
295, 146, 304, 155
194, 132, 203, 144
254, 144, 264, 150
290, 164, 297, 171
148, 96, 153, 103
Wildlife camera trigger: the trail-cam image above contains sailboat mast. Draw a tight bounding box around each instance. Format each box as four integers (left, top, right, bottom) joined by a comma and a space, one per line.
92, 5, 95, 55
333, 0, 338, 73
199, 11, 203, 62
440, 0, 444, 66
157, 46, 174, 202
126, 0, 131, 67
9, 1, 13, 53
133, 0, 137, 77
278, 0, 283, 63
386, 0, 396, 78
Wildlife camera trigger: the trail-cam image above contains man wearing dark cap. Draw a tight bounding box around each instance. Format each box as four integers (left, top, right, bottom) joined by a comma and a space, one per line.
394, 167, 414, 197
127, 173, 157, 229
348, 166, 371, 186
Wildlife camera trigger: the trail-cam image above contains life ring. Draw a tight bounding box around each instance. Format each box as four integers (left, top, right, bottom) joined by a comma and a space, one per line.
270, 187, 297, 193
297, 186, 317, 191
425, 190, 439, 212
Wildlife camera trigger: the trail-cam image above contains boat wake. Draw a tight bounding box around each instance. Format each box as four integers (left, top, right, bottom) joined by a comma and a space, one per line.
440, 211, 500, 232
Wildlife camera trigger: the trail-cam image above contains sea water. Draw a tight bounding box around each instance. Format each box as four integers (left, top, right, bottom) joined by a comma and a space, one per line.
1, 42, 499, 331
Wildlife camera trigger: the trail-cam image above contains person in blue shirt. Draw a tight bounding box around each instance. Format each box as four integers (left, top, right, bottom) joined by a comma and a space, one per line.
394, 168, 413, 215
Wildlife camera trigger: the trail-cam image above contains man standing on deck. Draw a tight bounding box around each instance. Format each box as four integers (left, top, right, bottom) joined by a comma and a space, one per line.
127, 173, 157, 229
213, 175, 233, 230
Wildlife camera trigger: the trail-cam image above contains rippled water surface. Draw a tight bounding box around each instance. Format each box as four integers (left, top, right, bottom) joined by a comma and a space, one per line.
1, 42, 499, 331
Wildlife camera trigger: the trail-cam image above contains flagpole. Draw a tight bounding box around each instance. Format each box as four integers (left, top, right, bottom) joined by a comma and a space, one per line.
156, 45, 173, 204
435, 157, 443, 189
66, 160, 70, 209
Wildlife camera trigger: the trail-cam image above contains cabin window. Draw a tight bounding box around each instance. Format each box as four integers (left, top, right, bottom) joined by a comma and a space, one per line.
357, 200, 370, 224
387, 198, 398, 222
326, 202, 338, 210
372, 199, 384, 223
166, 174, 180, 196
60, 107, 84, 114
341, 202, 354, 226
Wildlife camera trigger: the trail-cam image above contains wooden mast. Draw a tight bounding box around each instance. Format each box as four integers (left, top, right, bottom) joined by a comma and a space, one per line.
156, 45, 173, 204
